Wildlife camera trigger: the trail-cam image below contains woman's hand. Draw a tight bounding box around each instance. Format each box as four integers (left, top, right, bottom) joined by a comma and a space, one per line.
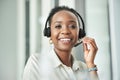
82, 37, 98, 68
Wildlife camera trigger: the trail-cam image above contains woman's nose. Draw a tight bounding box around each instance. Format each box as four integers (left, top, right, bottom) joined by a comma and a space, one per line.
61, 26, 70, 35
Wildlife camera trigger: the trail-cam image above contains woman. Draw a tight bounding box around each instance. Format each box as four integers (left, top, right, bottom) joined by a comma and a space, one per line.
23, 6, 99, 80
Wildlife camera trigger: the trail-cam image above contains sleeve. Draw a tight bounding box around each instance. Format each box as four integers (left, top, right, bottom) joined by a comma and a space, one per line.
22, 54, 40, 80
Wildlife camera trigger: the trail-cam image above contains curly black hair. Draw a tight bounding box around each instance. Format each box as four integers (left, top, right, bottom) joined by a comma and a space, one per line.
46, 6, 84, 27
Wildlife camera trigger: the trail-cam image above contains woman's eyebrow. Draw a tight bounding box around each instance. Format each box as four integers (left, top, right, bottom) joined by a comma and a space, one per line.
53, 21, 62, 24
69, 20, 76, 23
53, 20, 76, 24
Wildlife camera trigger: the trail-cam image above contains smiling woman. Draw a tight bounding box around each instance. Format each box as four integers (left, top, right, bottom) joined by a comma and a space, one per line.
50, 10, 79, 52
1, 0, 119, 80
23, 6, 99, 80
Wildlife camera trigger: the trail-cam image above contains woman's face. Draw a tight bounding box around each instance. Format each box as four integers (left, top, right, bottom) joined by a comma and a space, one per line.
50, 10, 79, 52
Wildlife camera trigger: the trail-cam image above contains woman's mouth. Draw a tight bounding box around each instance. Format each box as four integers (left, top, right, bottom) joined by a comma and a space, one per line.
59, 38, 72, 44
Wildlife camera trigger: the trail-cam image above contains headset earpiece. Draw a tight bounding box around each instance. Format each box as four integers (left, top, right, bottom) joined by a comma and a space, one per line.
79, 28, 86, 39
44, 27, 51, 37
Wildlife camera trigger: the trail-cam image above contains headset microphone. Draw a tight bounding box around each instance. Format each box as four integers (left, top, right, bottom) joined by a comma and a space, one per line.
74, 39, 83, 47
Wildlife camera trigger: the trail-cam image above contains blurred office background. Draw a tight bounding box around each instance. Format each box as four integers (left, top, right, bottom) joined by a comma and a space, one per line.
0, 0, 120, 80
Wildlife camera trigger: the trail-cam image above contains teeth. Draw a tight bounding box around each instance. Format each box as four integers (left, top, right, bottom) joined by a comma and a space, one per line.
60, 38, 71, 41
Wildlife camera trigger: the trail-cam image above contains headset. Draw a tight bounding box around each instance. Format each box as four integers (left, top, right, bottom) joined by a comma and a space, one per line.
43, 7, 86, 46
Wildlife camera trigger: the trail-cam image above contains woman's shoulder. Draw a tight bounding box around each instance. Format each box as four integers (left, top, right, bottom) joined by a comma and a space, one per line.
24, 53, 41, 70
23, 53, 41, 80
29, 53, 41, 61
26, 53, 41, 65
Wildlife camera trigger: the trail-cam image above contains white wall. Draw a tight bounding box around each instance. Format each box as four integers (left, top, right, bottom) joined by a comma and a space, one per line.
0, 0, 25, 80
109, 0, 120, 80
0, 0, 17, 80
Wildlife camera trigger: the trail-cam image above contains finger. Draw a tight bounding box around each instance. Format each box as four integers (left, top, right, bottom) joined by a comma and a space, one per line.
82, 37, 98, 51
89, 38, 98, 50
83, 43, 88, 52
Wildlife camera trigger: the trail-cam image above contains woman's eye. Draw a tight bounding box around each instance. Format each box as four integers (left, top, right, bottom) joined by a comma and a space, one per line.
55, 25, 62, 29
69, 25, 76, 29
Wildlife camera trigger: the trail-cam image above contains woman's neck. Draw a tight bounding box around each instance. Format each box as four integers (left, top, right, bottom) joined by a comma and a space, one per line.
54, 48, 73, 67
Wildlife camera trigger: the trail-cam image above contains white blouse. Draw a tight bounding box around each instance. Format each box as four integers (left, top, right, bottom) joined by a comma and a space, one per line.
23, 48, 89, 80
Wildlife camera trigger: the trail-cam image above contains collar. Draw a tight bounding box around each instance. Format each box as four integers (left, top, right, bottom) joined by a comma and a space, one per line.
48, 48, 86, 72
49, 48, 63, 68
